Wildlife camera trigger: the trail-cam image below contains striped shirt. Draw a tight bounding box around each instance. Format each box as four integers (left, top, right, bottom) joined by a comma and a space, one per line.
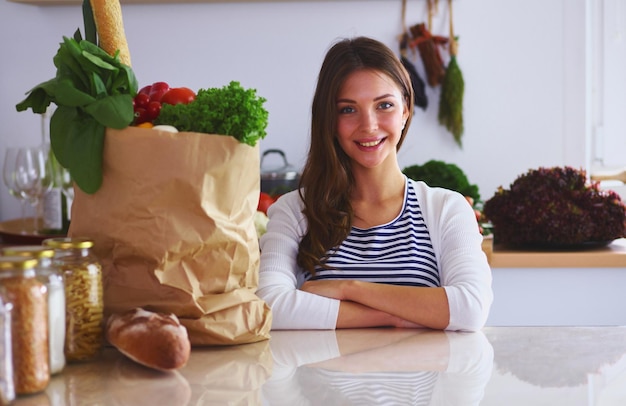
309, 180, 440, 287
299, 368, 438, 406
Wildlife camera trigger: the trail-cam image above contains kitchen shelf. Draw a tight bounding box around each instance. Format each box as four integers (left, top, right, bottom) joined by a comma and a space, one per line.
482, 236, 626, 268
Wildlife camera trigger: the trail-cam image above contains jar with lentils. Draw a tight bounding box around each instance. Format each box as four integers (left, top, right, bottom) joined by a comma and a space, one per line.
0, 256, 49, 395
1, 245, 66, 375
42, 238, 103, 363
0, 287, 15, 405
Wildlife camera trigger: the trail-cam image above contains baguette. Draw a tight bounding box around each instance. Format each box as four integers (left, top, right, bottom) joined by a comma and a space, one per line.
89, 0, 132, 66
106, 308, 191, 371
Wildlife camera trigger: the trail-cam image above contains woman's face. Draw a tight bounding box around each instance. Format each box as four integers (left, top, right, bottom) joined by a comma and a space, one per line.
335, 69, 409, 171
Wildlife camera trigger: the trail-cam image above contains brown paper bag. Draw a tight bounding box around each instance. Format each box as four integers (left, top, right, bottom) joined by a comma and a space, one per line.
68, 127, 272, 345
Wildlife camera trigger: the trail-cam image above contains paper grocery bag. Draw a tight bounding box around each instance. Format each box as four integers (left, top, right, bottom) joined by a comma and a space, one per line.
68, 127, 272, 346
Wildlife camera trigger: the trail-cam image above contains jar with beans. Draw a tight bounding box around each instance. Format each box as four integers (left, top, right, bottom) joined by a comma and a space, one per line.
42, 238, 103, 363
0, 256, 49, 395
1, 245, 66, 374
0, 287, 15, 404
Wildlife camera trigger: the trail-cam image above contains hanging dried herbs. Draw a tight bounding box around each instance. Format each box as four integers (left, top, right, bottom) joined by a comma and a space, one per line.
400, 34, 428, 110
410, 23, 447, 87
438, 0, 464, 146
399, 0, 428, 110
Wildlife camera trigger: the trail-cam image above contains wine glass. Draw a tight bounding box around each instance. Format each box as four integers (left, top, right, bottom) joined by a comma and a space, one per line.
57, 160, 74, 227
14, 146, 52, 233
3, 147, 30, 233
60, 167, 74, 204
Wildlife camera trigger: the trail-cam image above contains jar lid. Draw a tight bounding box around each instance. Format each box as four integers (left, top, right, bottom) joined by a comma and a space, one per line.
2, 245, 55, 259
42, 237, 94, 250
0, 256, 38, 271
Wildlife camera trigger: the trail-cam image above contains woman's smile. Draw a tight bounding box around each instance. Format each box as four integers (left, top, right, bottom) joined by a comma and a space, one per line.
356, 137, 386, 148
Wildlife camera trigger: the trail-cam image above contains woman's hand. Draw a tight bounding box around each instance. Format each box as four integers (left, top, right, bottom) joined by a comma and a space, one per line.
300, 280, 423, 328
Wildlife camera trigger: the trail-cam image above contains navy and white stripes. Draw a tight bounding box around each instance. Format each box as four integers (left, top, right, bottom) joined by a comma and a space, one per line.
300, 368, 439, 406
310, 180, 440, 287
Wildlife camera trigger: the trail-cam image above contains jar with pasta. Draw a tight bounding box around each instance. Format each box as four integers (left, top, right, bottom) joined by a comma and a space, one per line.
0, 287, 15, 404
0, 256, 49, 395
42, 238, 103, 363
1, 245, 66, 374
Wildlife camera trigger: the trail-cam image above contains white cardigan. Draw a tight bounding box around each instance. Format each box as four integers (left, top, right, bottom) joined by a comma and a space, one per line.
257, 179, 493, 331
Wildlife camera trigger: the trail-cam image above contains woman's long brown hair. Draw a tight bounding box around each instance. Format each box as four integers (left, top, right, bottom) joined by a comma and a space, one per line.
296, 37, 415, 275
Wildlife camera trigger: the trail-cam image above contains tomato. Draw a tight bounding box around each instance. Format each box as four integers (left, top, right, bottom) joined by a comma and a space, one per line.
150, 82, 169, 93
134, 93, 150, 109
149, 90, 168, 102
133, 107, 151, 125
138, 85, 152, 96
133, 82, 195, 125
257, 192, 275, 215
161, 87, 196, 105
134, 82, 173, 125
145, 82, 168, 102
146, 101, 162, 121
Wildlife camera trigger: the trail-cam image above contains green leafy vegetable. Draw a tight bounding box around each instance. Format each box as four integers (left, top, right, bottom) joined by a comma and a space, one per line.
483, 166, 626, 246
82, 0, 97, 45
402, 159, 480, 202
154, 81, 268, 146
15, 31, 137, 194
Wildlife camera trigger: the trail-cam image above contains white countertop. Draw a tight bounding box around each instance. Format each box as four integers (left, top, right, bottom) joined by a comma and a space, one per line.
12, 326, 626, 405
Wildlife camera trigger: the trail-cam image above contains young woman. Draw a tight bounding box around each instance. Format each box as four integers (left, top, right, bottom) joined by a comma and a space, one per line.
257, 36, 492, 331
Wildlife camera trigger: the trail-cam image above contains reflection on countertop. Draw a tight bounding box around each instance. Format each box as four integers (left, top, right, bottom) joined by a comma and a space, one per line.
265, 329, 493, 406
11, 326, 626, 405
483, 326, 626, 406
14, 340, 273, 406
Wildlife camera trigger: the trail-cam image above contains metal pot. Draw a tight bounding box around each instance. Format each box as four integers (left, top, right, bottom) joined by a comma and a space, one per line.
260, 149, 300, 196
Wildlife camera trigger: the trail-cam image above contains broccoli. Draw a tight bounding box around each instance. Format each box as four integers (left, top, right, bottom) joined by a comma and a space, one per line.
154, 81, 268, 146
402, 160, 480, 202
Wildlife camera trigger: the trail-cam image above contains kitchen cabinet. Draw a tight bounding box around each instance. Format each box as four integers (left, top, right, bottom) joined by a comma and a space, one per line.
483, 237, 626, 327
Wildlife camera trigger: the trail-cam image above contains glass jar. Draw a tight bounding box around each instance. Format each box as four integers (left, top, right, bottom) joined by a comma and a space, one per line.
1, 246, 66, 374
42, 238, 103, 363
0, 256, 49, 395
0, 287, 15, 405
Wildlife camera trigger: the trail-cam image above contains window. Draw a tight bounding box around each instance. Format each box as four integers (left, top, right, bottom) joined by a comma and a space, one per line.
591, 0, 625, 170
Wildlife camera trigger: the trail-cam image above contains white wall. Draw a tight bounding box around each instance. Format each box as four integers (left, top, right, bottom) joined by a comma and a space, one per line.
0, 0, 588, 221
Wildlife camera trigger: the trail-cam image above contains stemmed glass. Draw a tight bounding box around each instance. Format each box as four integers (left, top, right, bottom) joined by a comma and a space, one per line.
13, 145, 53, 233
3, 147, 30, 233
61, 167, 74, 203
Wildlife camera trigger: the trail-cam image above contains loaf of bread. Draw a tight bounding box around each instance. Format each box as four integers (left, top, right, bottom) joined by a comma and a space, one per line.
106, 308, 191, 371
89, 0, 132, 65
